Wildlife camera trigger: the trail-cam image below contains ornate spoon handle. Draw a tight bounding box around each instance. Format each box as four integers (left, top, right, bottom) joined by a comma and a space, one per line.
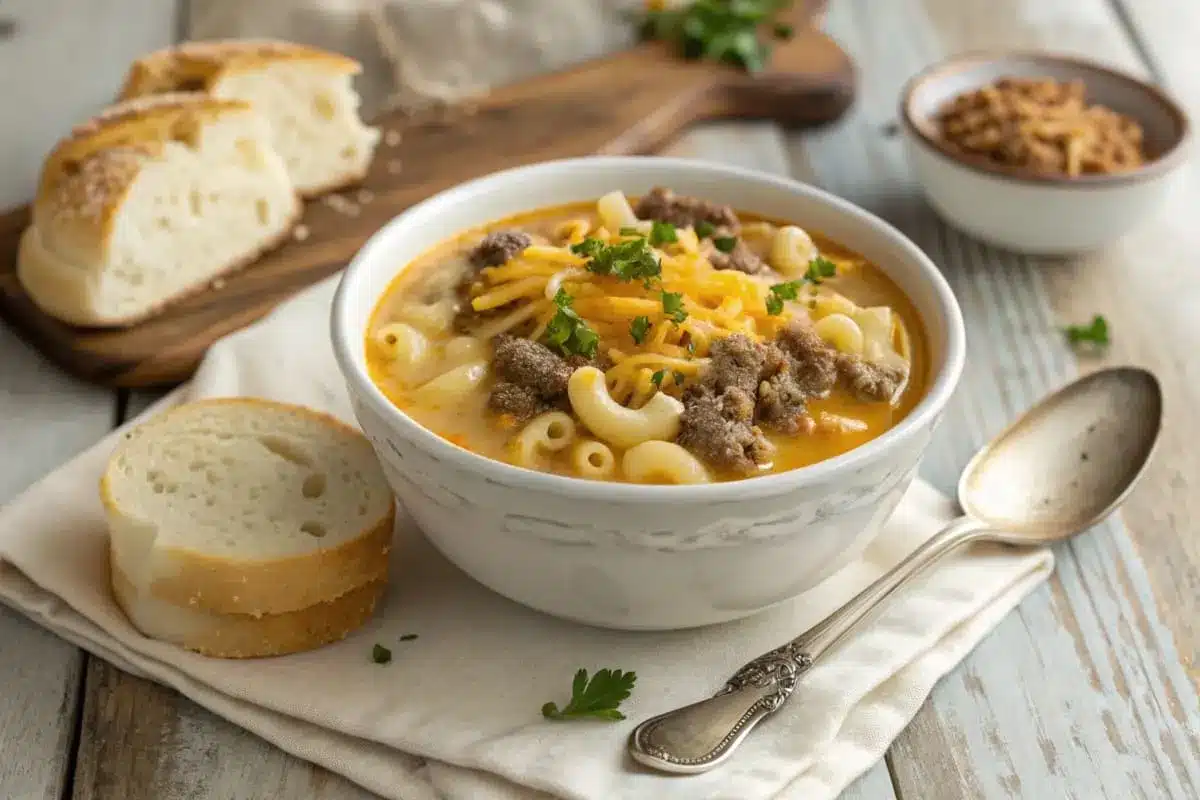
628, 515, 989, 774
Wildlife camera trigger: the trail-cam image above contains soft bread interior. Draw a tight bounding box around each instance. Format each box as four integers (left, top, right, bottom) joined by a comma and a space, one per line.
19, 110, 299, 326
103, 400, 395, 615
212, 61, 380, 195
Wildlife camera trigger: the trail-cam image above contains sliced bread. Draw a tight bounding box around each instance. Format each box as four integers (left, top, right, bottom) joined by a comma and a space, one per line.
111, 560, 387, 658
17, 93, 301, 327
102, 398, 395, 617
119, 39, 381, 196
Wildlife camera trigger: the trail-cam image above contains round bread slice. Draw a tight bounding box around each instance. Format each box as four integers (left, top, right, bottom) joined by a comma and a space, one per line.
119, 39, 380, 196
111, 559, 386, 658
102, 398, 395, 617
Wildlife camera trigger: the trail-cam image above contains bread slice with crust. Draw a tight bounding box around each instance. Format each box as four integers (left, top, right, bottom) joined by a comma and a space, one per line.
18, 93, 301, 327
119, 39, 380, 196
102, 398, 395, 618
112, 561, 387, 658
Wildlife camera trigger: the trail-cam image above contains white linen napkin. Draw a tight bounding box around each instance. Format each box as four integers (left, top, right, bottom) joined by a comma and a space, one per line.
0, 275, 1053, 800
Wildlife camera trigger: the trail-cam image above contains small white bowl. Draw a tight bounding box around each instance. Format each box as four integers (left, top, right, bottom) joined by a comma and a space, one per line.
900, 52, 1191, 255
331, 156, 966, 630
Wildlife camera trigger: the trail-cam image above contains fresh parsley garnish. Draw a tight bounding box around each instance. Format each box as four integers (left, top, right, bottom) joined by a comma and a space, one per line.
542, 668, 637, 721
695, 220, 717, 238
772, 22, 794, 38
571, 236, 662, 283
713, 235, 738, 253
649, 220, 678, 246
805, 255, 838, 283
630, 315, 652, 344
1064, 314, 1110, 348
399, 633, 419, 642
544, 289, 600, 359
372, 644, 392, 664
661, 290, 688, 324
686, 339, 697, 354
673, 370, 686, 386
766, 280, 803, 315
765, 258, 838, 314
651, 369, 667, 388
640, 0, 791, 73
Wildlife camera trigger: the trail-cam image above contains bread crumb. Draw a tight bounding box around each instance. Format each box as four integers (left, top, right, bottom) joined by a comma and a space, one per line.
356, 188, 374, 204
387, 159, 403, 175
320, 193, 361, 217
384, 129, 402, 147
292, 224, 310, 242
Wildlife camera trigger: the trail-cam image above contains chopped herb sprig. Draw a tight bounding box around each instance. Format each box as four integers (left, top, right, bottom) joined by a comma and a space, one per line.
571, 236, 662, 284
630, 315, 652, 344
640, 0, 794, 73
542, 668, 637, 721
766, 256, 838, 314
544, 289, 600, 359
661, 290, 689, 324
1064, 314, 1110, 348
371, 644, 392, 664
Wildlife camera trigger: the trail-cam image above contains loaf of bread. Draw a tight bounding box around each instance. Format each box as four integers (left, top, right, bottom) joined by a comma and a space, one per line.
119, 39, 381, 196
102, 398, 396, 657
17, 93, 301, 327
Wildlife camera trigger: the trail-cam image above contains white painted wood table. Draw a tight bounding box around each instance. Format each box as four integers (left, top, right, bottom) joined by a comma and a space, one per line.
2, 0, 1198, 797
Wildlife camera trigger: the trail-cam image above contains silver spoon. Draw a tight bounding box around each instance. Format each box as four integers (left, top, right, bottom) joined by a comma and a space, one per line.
629, 366, 1163, 775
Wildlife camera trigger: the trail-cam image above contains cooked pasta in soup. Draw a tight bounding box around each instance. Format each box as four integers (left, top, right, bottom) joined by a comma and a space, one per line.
366, 187, 929, 484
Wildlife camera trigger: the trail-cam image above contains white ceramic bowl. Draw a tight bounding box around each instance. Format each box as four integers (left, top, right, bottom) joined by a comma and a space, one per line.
900, 52, 1190, 255
331, 156, 966, 630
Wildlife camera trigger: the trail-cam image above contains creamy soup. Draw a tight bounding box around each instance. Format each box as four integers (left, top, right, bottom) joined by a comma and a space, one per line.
366, 188, 929, 484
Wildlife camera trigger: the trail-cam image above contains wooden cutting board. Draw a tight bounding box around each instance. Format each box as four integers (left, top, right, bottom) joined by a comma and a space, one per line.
0, 4, 855, 387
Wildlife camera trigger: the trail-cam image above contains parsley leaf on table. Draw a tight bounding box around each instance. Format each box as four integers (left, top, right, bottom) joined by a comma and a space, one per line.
1064, 315, 1110, 348
372, 644, 392, 664
542, 668, 638, 721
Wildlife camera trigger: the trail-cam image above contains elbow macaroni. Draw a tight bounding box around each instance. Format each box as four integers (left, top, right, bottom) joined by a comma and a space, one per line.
814, 313, 865, 356
512, 411, 577, 467
567, 367, 683, 448
770, 225, 819, 278
597, 190, 646, 233
374, 322, 430, 370
411, 361, 489, 407
570, 439, 616, 479
622, 441, 712, 485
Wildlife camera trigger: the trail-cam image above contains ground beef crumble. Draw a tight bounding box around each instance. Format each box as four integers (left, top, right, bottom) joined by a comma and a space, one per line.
677, 386, 774, 475
837, 354, 908, 403
470, 230, 532, 268
775, 323, 839, 397
708, 237, 766, 275
486, 335, 574, 421
634, 187, 740, 231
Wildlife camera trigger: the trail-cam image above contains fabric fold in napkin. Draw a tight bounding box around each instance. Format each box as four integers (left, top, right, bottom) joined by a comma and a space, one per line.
0, 276, 1053, 800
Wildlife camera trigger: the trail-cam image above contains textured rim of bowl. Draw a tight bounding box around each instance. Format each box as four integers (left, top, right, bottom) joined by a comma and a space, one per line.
900, 50, 1191, 188
331, 156, 966, 503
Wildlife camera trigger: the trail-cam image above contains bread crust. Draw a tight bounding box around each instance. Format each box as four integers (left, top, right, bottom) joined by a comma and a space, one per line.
102, 398, 396, 616
111, 560, 386, 658
118, 39, 362, 100
32, 93, 252, 249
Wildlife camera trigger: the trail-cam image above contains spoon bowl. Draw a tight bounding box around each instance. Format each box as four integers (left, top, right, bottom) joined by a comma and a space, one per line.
959, 366, 1163, 542
629, 365, 1164, 775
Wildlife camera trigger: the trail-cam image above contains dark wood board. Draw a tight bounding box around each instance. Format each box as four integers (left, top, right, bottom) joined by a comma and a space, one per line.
0, 6, 855, 387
